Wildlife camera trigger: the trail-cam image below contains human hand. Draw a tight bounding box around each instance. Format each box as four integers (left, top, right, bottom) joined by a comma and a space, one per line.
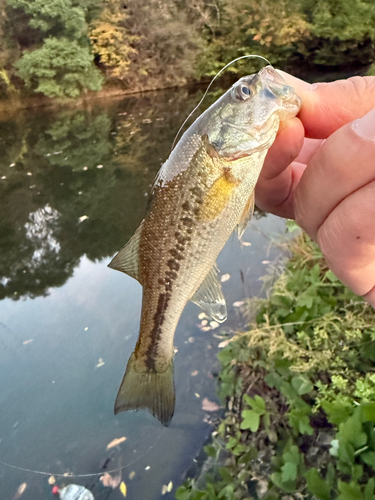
255, 73, 375, 307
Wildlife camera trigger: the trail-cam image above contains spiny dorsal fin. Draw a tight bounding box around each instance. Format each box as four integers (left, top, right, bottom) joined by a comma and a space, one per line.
237, 191, 255, 239
190, 265, 227, 322
108, 221, 144, 282
114, 353, 175, 427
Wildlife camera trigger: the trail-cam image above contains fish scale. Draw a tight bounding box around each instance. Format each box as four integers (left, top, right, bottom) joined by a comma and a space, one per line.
108, 66, 301, 426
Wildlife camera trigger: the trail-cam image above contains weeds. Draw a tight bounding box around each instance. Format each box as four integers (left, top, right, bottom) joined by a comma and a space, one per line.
176, 227, 375, 500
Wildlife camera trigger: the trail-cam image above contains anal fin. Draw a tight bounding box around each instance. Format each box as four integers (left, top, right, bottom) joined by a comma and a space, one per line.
108, 221, 144, 282
190, 265, 227, 322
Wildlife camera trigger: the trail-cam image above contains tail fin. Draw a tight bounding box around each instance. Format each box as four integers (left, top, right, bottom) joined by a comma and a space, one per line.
114, 352, 175, 426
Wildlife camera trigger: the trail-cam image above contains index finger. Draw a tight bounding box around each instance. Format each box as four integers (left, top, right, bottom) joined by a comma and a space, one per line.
277, 71, 375, 138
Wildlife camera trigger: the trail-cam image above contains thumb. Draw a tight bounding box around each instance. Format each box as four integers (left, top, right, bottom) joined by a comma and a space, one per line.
278, 71, 375, 138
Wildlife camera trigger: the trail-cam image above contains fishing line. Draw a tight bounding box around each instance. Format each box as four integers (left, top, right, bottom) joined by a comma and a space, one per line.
0, 426, 167, 478
171, 54, 272, 150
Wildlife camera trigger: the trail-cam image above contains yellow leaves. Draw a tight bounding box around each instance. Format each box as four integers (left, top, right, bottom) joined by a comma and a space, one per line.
161, 481, 173, 495
48, 476, 56, 485
119, 481, 127, 497
89, 2, 138, 79
106, 436, 127, 449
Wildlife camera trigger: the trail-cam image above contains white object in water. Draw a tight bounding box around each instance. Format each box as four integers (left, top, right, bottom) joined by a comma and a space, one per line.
53, 484, 94, 500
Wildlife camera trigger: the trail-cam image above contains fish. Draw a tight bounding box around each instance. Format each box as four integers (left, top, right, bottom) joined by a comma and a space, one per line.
108, 66, 301, 426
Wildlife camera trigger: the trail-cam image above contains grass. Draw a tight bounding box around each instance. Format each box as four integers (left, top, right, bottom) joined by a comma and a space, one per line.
176, 224, 375, 500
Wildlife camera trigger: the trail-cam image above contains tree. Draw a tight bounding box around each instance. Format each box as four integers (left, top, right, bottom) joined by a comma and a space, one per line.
8, 0, 104, 98
89, 0, 137, 80
15, 37, 103, 98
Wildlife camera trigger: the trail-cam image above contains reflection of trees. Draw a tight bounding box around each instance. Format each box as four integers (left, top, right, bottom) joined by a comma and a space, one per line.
0, 88, 203, 300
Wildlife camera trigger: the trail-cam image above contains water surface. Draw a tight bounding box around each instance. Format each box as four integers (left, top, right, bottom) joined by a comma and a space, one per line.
0, 90, 286, 499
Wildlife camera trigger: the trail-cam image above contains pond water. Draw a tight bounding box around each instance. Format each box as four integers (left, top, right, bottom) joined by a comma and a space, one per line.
0, 89, 287, 500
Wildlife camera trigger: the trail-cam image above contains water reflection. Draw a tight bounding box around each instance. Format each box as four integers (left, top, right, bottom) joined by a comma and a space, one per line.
0, 89, 208, 301
0, 89, 287, 499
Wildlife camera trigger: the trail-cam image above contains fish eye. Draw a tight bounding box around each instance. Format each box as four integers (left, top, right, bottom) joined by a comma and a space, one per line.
241, 85, 251, 97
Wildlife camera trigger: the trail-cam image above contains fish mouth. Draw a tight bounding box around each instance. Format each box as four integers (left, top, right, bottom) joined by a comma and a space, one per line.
213, 114, 279, 159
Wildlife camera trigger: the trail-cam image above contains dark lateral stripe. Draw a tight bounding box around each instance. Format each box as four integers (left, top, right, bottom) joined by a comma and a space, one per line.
144, 292, 171, 370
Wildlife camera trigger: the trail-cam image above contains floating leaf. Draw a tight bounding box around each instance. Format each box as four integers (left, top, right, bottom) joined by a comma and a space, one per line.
22, 339, 33, 345
202, 398, 221, 412
96, 358, 105, 368
48, 476, 56, 485
218, 339, 230, 348
13, 483, 27, 500
106, 436, 127, 449
220, 273, 230, 282
119, 481, 127, 497
129, 471, 135, 480
100, 473, 121, 488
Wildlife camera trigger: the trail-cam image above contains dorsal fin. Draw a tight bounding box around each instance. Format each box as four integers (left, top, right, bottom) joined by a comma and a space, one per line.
108, 221, 144, 282
190, 265, 227, 322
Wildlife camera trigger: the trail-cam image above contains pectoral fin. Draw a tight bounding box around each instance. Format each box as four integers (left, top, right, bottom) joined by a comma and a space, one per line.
108, 222, 144, 282
237, 191, 255, 239
190, 265, 227, 322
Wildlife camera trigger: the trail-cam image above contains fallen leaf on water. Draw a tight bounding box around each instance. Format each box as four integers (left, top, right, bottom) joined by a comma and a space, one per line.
48, 476, 56, 485
210, 321, 219, 329
106, 436, 127, 449
262, 260, 270, 264
162, 481, 173, 495
220, 273, 230, 282
188, 337, 195, 343
200, 326, 211, 332
200, 320, 208, 326
218, 339, 231, 348
129, 471, 136, 480
195, 393, 200, 398
191, 370, 198, 377
22, 339, 33, 345
198, 312, 207, 320
12, 483, 27, 500
233, 301, 244, 307
96, 358, 105, 368
119, 481, 127, 497
78, 215, 89, 223
202, 397, 221, 412
100, 472, 121, 488
241, 241, 251, 247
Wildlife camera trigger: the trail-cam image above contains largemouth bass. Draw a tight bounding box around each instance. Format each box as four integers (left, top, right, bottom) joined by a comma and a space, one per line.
109, 66, 301, 426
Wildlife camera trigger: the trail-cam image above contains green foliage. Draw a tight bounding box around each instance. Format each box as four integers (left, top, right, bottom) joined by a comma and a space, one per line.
2, 0, 375, 99
177, 232, 375, 500
7, 0, 88, 39
15, 37, 103, 98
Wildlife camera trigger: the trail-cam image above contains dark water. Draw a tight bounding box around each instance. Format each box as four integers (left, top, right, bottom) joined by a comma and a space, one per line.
0, 90, 287, 500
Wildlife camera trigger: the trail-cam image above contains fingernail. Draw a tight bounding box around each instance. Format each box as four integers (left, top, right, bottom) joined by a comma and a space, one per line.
352, 107, 375, 140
